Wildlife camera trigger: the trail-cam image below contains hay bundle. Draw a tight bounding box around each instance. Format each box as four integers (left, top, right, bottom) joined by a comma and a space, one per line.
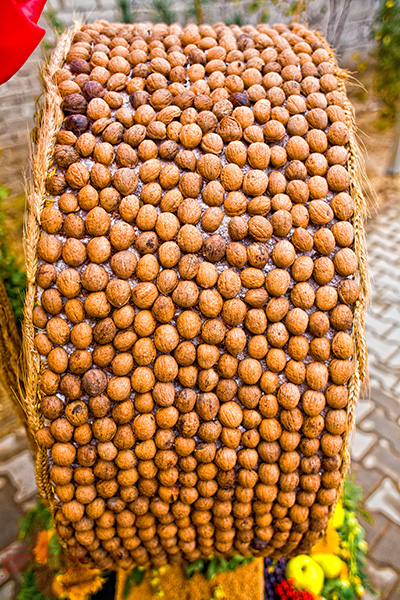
21, 20, 368, 570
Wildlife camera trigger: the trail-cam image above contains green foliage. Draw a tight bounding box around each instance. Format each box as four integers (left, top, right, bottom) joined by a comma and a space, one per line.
44, 5, 65, 35
152, 0, 176, 25
17, 570, 48, 600
185, 555, 254, 580
0, 186, 26, 321
322, 476, 377, 599
116, 0, 136, 23
123, 566, 146, 598
41, 4, 66, 54
371, 0, 400, 124
227, 0, 312, 24
18, 499, 53, 543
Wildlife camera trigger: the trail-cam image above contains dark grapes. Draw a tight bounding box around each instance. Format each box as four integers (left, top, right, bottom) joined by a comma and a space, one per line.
264, 558, 287, 599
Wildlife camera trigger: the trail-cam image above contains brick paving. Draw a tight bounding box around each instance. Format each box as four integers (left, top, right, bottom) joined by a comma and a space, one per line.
350, 198, 400, 599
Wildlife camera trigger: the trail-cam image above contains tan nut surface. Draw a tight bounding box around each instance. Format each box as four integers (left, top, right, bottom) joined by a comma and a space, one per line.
33, 19, 363, 571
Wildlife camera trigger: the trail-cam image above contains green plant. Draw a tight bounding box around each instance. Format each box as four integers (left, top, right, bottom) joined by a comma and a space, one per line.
41, 4, 66, 54
123, 567, 146, 598
17, 571, 49, 600
43, 5, 65, 35
371, 0, 400, 124
152, 0, 176, 25
227, 0, 312, 25
0, 186, 26, 321
116, 0, 136, 23
18, 499, 53, 543
321, 476, 377, 599
185, 555, 254, 580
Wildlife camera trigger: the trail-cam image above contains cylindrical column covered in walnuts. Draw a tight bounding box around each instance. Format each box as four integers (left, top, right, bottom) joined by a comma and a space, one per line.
23, 19, 368, 571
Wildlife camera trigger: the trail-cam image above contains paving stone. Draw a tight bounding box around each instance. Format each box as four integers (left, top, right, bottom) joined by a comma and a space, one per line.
0, 478, 23, 551
360, 410, 400, 454
386, 350, 400, 370
359, 511, 389, 551
366, 479, 400, 527
363, 440, 400, 481
369, 388, 400, 420
352, 463, 384, 501
0, 541, 31, 577
367, 561, 398, 600
365, 334, 397, 362
366, 318, 395, 340
366, 363, 400, 392
370, 523, 400, 572
0, 435, 19, 463
356, 398, 374, 422
0, 581, 14, 600
351, 429, 377, 461
392, 379, 400, 397
0, 431, 29, 464
0, 451, 36, 503
22, 497, 37, 513
388, 576, 400, 600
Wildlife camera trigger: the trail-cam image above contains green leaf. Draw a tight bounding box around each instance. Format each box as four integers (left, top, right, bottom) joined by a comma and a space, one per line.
17, 570, 49, 600
123, 567, 146, 599
185, 554, 253, 582
247, 0, 264, 14
227, 555, 254, 571
132, 567, 146, 585
206, 556, 229, 579
260, 7, 270, 21
185, 558, 206, 579
18, 499, 52, 542
48, 533, 62, 557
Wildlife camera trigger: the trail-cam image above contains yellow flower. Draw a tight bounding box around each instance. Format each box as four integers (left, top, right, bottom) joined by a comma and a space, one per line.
33, 529, 54, 565
386, 1, 395, 8
311, 520, 341, 555
331, 503, 345, 530
52, 566, 105, 600
340, 561, 349, 580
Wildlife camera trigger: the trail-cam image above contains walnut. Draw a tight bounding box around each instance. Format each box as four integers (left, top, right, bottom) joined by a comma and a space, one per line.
333, 248, 358, 276
338, 280, 360, 305
219, 401, 243, 428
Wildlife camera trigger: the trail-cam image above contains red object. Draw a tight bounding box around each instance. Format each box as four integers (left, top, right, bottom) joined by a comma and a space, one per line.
275, 579, 316, 600
0, 0, 47, 85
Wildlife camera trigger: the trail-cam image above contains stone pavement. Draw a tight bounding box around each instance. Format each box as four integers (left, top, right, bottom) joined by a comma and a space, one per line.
350, 198, 400, 600
0, 190, 400, 599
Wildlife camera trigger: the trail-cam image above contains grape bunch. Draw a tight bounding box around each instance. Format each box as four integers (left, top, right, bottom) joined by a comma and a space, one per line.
264, 558, 287, 599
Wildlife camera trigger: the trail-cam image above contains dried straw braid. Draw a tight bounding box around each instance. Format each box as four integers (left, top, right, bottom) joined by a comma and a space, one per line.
0, 280, 21, 393
313, 30, 371, 507
22, 24, 80, 509
0, 279, 37, 445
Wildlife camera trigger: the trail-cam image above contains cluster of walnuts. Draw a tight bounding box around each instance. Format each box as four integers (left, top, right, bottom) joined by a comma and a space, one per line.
33, 19, 360, 571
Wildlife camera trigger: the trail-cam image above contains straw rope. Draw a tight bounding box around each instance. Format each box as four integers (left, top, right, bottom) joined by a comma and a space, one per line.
0, 279, 33, 441
22, 25, 80, 509
0, 279, 21, 394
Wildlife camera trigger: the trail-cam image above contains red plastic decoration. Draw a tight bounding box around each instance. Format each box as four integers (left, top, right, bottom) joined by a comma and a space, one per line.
0, 0, 47, 85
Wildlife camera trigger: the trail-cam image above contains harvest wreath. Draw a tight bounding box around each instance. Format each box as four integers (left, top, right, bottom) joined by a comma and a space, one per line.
4, 18, 371, 574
